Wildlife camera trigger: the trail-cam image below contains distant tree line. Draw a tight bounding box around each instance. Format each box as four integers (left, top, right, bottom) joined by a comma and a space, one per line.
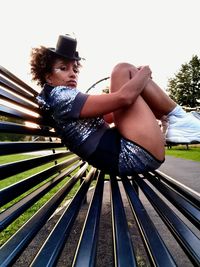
166, 55, 200, 108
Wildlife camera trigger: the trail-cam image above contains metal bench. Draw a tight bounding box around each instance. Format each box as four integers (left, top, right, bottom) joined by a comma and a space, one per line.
0, 66, 200, 267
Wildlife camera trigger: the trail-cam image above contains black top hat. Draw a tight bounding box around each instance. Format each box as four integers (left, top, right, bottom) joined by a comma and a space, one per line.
48, 35, 81, 61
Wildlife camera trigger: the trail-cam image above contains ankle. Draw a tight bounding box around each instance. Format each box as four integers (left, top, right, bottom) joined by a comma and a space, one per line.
167, 105, 186, 118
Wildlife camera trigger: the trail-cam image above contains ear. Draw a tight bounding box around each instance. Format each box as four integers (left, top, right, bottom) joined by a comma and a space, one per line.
45, 73, 52, 84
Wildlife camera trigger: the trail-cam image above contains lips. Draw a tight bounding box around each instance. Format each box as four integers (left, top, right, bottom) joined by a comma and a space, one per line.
67, 80, 77, 87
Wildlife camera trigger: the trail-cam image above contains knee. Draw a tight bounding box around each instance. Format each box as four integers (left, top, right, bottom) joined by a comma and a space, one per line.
111, 62, 138, 79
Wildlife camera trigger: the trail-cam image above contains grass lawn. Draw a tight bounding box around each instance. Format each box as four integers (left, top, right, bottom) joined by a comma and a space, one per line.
165, 145, 200, 162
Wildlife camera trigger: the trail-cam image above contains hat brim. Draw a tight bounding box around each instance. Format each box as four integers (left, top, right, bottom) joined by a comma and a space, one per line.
48, 48, 81, 61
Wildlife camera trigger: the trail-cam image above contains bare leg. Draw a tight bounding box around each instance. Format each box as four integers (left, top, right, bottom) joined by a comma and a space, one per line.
127, 64, 177, 119
110, 63, 165, 161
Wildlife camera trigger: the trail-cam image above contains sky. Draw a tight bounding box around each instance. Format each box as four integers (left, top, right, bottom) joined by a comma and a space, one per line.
1, 0, 200, 94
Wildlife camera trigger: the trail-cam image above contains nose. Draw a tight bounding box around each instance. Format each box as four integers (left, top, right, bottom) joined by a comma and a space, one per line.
69, 67, 77, 77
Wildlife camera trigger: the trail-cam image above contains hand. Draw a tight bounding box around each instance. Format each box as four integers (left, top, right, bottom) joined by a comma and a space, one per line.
139, 65, 152, 79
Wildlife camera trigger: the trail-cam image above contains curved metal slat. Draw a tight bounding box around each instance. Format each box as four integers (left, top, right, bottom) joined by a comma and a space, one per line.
0, 161, 83, 231
0, 105, 40, 123
122, 175, 176, 267
0, 163, 88, 267
0, 151, 72, 180
72, 170, 104, 267
110, 175, 137, 267
0, 65, 38, 97
0, 87, 38, 113
146, 173, 200, 230
0, 156, 80, 207
0, 105, 52, 127
0, 121, 56, 137
0, 76, 36, 101
0, 141, 63, 156
135, 176, 200, 266
154, 170, 200, 208
30, 166, 94, 267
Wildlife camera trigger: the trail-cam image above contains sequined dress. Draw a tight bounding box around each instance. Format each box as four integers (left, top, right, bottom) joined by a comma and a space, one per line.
37, 84, 164, 175
37, 84, 109, 159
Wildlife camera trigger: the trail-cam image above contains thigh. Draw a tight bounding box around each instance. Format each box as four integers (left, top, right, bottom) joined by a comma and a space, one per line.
110, 63, 165, 161
115, 95, 165, 161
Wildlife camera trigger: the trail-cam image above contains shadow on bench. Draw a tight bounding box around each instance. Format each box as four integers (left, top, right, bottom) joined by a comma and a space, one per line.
0, 66, 200, 267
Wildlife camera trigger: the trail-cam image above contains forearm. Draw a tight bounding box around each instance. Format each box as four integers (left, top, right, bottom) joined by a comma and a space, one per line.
80, 91, 128, 118
119, 66, 151, 105
80, 66, 151, 118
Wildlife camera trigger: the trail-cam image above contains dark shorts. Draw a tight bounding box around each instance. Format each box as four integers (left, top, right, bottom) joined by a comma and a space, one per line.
87, 127, 165, 175
87, 127, 121, 174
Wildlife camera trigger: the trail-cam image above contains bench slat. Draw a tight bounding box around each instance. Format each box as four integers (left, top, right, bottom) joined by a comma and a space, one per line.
0, 163, 88, 267
0, 76, 36, 100
122, 175, 177, 267
0, 141, 63, 156
0, 105, 39, 122
0, 156, 80, 207
0, 87, 38, 112
136, 176, 200, 266
147, 174, 200, 230
0, 121, 56, 136
30, 166, 94, 267
154, 170, 200, 208
72, 171, 104, 267
0, 161, 83, 231
0, 65, 38, 97
0, 151, 72, 180
110, 175, 137, 267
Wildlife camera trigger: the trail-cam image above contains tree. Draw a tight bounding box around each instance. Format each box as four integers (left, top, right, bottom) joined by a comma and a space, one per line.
102, 86, 109, 94
166, 55, 200, 107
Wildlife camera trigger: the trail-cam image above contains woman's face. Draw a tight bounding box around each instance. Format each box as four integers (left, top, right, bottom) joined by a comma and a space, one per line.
46, 59, 79, 88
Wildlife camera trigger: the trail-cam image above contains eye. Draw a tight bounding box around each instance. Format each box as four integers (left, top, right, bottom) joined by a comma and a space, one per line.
73, 67, 79, 74
60, 66, 67, 71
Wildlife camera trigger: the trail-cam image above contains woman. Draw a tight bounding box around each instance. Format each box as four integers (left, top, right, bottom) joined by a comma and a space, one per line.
30, 35, 200, 175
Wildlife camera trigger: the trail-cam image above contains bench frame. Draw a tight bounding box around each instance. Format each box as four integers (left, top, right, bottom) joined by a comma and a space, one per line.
0, 66, 200, 267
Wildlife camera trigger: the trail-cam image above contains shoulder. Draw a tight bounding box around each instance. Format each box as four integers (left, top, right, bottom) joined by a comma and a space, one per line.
51, 85, 79, 94
50, 86, 80, 101
50, 86, 89, 106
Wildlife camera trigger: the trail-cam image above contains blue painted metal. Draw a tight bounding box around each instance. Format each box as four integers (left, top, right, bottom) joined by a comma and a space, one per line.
110, 175, 137, 267
30, 167, 96, 267
0, 163, 88, 267
72, 171, 104, 267
135, 175, 200, 266
147, 172, 200, 229
122, 175, 176, 267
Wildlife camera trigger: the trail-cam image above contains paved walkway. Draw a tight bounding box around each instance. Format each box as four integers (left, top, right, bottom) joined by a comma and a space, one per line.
159, 155, 200, 193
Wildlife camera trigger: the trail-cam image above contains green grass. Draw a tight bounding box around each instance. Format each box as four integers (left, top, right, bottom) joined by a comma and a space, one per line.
165, 145, 200, 161
0, 154, 34, 164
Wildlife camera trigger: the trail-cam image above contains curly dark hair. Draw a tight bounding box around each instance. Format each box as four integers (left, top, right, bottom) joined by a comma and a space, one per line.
30, 46, 81, 87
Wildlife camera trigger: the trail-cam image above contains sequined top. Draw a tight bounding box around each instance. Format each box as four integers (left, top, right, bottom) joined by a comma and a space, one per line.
37, 84, 109, 158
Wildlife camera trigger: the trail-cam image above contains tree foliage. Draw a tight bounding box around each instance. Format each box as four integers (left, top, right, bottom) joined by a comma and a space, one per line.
102, 86, 109, 94
166, 55, 200, 107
